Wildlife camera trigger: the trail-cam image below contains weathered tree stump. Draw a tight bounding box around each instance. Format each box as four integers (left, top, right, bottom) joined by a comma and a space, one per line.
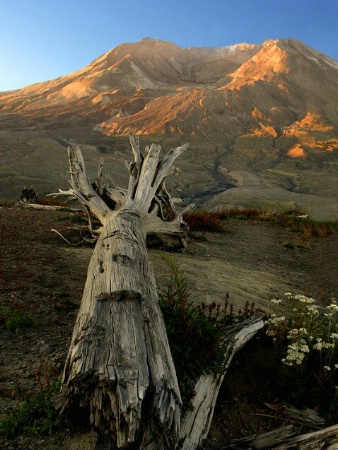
56, 138, 189, 449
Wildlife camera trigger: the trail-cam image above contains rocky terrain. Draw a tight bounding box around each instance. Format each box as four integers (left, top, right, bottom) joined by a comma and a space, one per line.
1, 38, 338, 219
0, 205, 337, 449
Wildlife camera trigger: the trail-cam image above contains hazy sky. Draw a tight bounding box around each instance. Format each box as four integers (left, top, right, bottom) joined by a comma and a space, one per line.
1, 0, 337, 91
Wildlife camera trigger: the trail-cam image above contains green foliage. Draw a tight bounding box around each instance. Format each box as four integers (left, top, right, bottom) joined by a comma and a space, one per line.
0, 297, 33, 331
283, 241, 310, 251
0, 364, 63, 437
158, 252, 234, 410
220, 207, 268, 221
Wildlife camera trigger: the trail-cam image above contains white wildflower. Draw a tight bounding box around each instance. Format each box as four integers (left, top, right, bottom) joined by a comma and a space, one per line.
283, 338, 310, 366
314, 342, 323, 350
283, 348, 305, 365
270, 316, 285, 325
271, 299, 282, 304
326, 303, 338, 314
324, 366, 331, 371
306, 305, 319, 316
313, 340, 334, 350
287, 329, 300, 338
266, 329, 276, 337
326, 342, 335, 349
294, 294, 315, 304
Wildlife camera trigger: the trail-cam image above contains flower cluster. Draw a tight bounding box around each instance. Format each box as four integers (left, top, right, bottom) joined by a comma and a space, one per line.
267, 294, 338, 371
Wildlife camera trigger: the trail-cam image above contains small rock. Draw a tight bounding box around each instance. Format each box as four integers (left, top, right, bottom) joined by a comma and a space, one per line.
66, 431, 98, 450
40, 344, 53, 354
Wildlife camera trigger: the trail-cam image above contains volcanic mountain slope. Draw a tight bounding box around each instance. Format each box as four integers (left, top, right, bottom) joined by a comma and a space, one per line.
1, 37, 338, 219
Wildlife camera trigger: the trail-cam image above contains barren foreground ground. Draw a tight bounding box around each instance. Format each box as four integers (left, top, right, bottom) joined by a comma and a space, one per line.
0, 206, 337, 449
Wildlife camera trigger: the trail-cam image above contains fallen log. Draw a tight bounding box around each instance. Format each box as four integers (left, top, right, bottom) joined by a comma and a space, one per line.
225, 423, 338, 449
224, 425, 296, 449
273, 423, 338, 449
18, 202, 82, 212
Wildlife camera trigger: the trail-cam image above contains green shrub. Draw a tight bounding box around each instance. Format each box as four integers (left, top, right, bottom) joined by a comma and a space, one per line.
221, 207, 268, 220
283, 241, 310, 251
158, 252, 235, 410
0, 364, 63, 437
0, 297, 33, 331
268, 209, 338, 237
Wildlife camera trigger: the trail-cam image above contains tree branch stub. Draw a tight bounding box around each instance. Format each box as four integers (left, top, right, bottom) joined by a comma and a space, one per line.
68, 146, 111, 224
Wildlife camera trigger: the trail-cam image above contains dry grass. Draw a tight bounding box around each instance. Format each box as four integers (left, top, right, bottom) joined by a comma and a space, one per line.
37, 197, 69, 207
183, 207, 338, 238
182, 210, 226, 233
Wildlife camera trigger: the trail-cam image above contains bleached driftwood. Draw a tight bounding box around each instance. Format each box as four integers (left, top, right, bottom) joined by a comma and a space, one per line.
273, 423, 338, 449
225, 423, 338, 449
18, 202, 82, 212
177, 313, 266, 450
58, 138, 190, 449
224, 425, 296, 449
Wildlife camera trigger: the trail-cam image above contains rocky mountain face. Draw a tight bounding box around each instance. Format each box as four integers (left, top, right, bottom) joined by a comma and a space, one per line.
1, 37, 338, 219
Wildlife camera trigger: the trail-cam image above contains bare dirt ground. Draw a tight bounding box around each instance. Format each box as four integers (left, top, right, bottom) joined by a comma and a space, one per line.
0, 206, 338, 449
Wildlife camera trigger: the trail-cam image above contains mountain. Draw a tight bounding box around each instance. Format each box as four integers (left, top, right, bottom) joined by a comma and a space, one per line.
1, 37, 338, 219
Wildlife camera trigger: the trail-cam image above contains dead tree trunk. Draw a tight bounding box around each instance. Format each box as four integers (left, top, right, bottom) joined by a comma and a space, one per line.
58, 138, 189, 449
53, 138, 268, 449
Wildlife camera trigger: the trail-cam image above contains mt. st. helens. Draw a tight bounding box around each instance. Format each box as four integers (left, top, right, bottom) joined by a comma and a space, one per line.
1, 37, 338, 219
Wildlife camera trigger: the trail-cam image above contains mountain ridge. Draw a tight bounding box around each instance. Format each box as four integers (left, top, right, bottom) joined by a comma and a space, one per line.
1, 37, 338, 219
